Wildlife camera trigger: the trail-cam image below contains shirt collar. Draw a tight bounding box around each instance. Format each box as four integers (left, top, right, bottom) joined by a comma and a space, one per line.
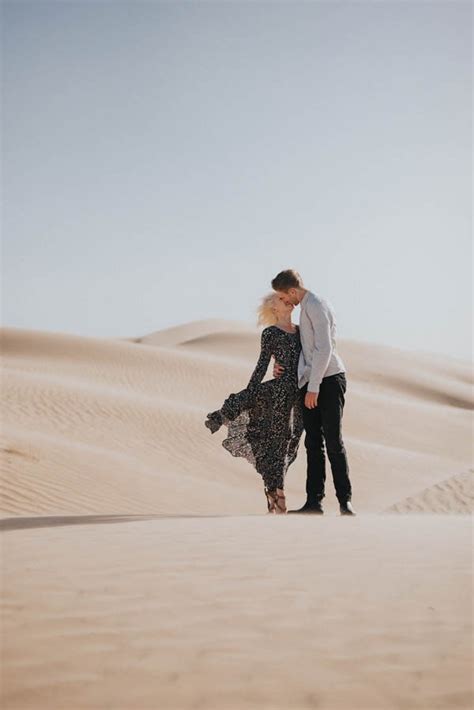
300, 290, 310, 309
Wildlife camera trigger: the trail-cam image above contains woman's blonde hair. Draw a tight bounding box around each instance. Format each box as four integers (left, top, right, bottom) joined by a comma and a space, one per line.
256, 292, 279, 327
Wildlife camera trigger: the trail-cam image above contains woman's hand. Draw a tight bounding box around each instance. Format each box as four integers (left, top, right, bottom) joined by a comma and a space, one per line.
273, 361, 285, 378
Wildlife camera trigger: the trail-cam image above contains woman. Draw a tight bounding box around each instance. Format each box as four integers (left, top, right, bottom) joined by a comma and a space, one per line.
204, 293, 304, 514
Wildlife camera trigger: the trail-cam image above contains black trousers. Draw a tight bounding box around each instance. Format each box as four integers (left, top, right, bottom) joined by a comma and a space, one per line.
300, 372, 352, 503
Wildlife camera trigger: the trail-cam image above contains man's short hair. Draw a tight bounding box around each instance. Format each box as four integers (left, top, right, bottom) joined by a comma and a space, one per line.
271, 269, 304, 292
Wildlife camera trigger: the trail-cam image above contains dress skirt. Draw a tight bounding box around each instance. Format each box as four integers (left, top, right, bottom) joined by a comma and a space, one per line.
219, 377, 304, 491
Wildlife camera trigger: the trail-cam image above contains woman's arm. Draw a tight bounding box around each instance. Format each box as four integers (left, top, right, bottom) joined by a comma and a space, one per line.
247, 328, 273, 393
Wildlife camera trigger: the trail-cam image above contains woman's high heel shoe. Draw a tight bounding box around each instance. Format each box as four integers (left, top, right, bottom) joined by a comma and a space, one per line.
265, 487, 287, 514
265, 488, 276, 514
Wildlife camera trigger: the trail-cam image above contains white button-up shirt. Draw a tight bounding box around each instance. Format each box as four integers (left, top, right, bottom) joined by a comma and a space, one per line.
297, 290, 346, 392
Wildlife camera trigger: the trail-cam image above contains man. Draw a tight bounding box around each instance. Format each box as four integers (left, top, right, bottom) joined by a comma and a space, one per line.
271, 269, 355, 516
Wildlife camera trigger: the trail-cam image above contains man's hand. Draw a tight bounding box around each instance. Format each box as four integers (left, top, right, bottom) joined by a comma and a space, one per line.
273, 361, 285, 378
304, 390, 319, 409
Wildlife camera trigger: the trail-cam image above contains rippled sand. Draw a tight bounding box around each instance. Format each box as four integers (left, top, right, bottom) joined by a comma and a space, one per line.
1, 321, 472, 709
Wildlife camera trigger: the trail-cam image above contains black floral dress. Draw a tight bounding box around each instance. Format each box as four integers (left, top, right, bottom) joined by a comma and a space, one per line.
207, 325, 305, 491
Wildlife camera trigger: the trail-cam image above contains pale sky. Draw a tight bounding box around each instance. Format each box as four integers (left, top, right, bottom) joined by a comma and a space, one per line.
2, 0, 472, 360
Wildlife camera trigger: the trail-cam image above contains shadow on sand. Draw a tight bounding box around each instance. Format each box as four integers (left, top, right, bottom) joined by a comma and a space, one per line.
0, 513, 261, 532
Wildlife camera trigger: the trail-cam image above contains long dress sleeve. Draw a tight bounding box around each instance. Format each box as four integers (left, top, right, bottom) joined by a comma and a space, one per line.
246, 328, 274, 394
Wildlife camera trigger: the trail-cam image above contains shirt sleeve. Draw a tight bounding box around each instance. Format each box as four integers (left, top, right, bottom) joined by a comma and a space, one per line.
307, 300, 333, 393
247, 328, 273, 393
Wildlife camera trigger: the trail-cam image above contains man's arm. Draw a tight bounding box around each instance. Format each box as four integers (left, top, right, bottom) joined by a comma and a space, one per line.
307, 299, 333, 393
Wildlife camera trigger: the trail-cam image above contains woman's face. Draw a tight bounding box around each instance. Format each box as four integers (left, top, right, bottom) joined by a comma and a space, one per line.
272, 296, 294, 318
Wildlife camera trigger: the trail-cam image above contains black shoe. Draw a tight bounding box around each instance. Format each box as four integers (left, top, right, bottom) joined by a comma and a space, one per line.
339, 501, 356, 515
288, 500, 324, 514
204, 411, 223, 434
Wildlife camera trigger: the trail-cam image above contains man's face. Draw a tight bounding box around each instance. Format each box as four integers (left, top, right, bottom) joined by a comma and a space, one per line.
275, 289, 298, 306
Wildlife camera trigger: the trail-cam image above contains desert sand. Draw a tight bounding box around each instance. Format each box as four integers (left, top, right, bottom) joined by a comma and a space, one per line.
1, 320, 472, 709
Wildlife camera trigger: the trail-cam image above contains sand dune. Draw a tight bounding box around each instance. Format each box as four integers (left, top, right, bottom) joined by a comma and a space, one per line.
385, 469, 474, 514
132, 318, 254, 348
2, 513, 472, 710
1, 321, 472, 709
1, 323, 472, 517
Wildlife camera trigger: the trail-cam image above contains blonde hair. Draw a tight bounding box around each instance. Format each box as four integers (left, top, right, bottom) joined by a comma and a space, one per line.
256, 292, 279, 327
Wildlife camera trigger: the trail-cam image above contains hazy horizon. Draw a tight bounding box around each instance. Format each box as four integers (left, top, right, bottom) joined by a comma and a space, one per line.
2, 0, 472, 360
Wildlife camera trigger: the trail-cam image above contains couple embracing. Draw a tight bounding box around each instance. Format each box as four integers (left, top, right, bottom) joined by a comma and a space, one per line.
205, 269, 355, 517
